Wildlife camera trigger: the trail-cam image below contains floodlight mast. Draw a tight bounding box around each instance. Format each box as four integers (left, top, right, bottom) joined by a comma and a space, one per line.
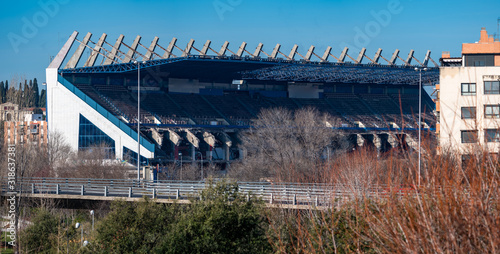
136, 60, 147, 180
135, 60, 141, 182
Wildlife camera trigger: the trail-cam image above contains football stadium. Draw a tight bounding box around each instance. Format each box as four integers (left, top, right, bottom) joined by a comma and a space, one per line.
46, 31, 439, 171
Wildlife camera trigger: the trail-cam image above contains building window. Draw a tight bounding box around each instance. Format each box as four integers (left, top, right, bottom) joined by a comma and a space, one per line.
78, 114, 115, 158
461, 83, 476, 96
484, 105, 500, 118
123, 146, 148, 165
484, 81, 500, 94
485, 129, 500, 142
461, 107, 476, 119
465, 54, 495, 67
461, 130, 477, 143
473, 61, 485, 66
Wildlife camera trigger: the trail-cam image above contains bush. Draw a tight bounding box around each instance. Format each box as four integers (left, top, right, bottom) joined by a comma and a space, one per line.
20, 209, 58, 253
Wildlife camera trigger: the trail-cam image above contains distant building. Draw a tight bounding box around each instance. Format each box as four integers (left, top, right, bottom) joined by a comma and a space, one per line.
3, 120, 48, 146
438, 28, 500, 156
1, 102, 48, 146
0, 102, 33, 122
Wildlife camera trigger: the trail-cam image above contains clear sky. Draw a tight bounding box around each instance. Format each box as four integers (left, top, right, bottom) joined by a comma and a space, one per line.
1, 0, 499, 88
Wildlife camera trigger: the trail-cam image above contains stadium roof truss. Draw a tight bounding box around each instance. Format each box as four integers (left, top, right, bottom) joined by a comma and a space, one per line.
53, 31, 439, 85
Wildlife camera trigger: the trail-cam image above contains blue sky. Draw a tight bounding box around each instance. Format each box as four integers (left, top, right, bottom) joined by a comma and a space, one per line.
1, 0, 499, 87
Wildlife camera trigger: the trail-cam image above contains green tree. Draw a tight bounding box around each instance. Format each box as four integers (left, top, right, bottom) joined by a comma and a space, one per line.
39, 89, 47, 108
158, 180, 270, 254
0, 81, 4, 103
33, 78, 40, 107
90, 198, 179, 254
6, 86, 17, 104
22, 80, 28, 107
90, 180, 271, 254
3, 80, 8, 102
20, 209, 59, 253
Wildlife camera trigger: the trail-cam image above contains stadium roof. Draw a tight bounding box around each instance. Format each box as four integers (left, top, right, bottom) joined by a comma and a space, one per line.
51, 31, 439, 85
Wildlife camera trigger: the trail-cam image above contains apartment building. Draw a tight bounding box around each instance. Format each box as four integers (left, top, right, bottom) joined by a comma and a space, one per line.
438, 28, 500, 156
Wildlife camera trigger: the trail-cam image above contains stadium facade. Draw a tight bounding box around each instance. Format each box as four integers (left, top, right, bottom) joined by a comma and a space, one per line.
46, 31, 439, 167
438, 28, 500, 156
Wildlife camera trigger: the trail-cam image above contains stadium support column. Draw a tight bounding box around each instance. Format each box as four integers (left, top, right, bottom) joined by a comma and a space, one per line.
209, 146, 213, 162
225, 144, 230, 169
203, 132, 216, 163
387, 133, 399, 149
185, 130, 199, 164
356, 134, 365, 148
373, 134, 382, 156
220, 132, 232, 167
47, 31, 78, 149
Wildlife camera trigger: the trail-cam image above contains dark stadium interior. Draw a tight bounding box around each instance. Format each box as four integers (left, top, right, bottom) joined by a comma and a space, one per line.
65, 72, 436, 129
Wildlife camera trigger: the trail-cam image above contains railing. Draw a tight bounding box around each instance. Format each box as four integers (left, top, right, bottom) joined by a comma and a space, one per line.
0, 178, 415, 208
58, 75, 155, 152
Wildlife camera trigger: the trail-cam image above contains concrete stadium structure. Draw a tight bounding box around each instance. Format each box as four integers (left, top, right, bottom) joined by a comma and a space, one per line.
46, 31, 439, 169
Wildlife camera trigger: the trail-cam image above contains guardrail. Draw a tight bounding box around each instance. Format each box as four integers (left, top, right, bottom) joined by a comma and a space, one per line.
0, 177, 409, 207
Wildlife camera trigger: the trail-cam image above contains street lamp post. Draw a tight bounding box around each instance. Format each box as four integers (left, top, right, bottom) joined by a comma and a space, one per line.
75, 223, 83, 247
90, 210, 94, 232
415, 67, 427, 186
135, 61, 145, 181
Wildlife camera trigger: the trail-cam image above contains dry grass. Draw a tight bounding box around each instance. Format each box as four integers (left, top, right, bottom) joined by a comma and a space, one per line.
267, 141, 500, 253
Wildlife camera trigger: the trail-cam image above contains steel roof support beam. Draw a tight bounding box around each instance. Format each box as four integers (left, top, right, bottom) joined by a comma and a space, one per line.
373, 48, 382, 64
389, 49, 400, 65
356, 48, 366, 64
422, 50, 431, 67
49, 31, 79, 69
304, 45, 315, 61
182, 39, 195, 57
163, 38, 177, 59
405, 49, 414, 66
143, 36, 159, 61
253, 43, 263, 57
322, 46, 332, 62
339, 47, 349, 63
84, 33, 107, 67
218, 41, 229, 56
200, 40, 211, 55
271, 44, 281, 59
288, 44, 298, 60
236, 42, 247, 57
65, 32, 92, 69
123, 35, 141, 63
104, 34, 124, 65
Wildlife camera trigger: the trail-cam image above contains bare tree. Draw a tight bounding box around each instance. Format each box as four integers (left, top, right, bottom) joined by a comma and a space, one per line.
230, 107, 345, 182
58, 144, 128, 179
332, 148, 379, 198
44, 131, 72, 175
